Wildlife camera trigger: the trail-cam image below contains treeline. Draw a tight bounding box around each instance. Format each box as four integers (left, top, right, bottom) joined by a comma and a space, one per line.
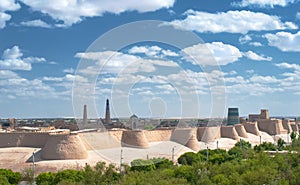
1, 133, 300, 185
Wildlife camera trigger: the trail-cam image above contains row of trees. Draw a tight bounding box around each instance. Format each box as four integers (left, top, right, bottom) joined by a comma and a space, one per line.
1, 132, 299, 185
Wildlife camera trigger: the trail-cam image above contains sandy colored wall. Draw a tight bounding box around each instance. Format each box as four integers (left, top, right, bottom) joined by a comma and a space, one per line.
170, 128, 199, 151
221, 126, 239, 140
258, 119, 288, 135
121, 130, 149, 148
243, 122, 260, 136
197, 126, 221, 142
108, 130, 124, 141
282, 120, 292, 133
79, 132, 121, 150
41, 133, 87, 160
0, 133, 49, 148
234, 124, 248, 138
144, 129, 173, 142
290, 123, 299, 132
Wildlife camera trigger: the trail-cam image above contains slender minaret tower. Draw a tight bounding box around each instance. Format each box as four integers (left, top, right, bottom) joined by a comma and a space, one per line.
83, 104, 88, 125
105, 99, 112, 124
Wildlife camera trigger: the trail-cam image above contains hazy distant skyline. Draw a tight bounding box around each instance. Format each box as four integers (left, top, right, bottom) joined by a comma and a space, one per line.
0, 0, 300, 118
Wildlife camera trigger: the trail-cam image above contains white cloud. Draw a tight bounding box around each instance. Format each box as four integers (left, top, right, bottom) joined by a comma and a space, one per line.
249, 42, 263, 47
275, 62, 300, 71
0, 12, 11, 28
20, 0, 175, 26
246, 69, 255, 74
128, 46, 162, 57
243, 51, 272, 61
63, 68, 75, 73
168, 10, 297, 34
0, 70, 18, 79
0, 0, 20, 11
232, 0, 297, 7
239, 35, 252, 44
0, 0, 20, 29
265, 31, 300, 52
0, 46, 45, 70
297, 12, 300, 19
20, 19, 52, 28
128, 45, 179, 57
250, 75, 279, 83
75, 50, 178, 74
182, 42, 242, 66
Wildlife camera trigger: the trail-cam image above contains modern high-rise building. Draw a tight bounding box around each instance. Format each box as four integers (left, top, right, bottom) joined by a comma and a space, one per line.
227, 107, 240, 125
83, 104, 88, 125
105, 99, 112, 124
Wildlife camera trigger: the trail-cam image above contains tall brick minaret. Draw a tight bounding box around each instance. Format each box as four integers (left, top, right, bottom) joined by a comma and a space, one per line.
105, 99, 112, 124
83, 104, 88, 125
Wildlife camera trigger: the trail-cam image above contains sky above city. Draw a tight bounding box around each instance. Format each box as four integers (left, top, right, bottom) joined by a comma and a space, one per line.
0, 0, 300, 118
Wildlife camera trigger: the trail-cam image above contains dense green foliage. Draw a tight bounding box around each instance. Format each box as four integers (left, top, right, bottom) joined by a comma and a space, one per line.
3, 135, 300, 185
0, 169, 22, 185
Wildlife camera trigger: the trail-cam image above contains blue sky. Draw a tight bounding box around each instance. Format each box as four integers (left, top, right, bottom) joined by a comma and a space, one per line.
0, 0, 300, 118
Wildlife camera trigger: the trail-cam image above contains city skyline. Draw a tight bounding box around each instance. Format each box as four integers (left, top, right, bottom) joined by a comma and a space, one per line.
0, 0, 300, 118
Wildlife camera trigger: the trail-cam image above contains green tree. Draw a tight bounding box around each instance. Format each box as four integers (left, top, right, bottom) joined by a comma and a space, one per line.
254, 142, 276, 152
290, 131, 297, 141
130, 159, 156, 171
36, 172, 55, 185
277, 138, 285, 151
53, 170, 84, 184
0, 175, 10, 185
150, 158, 173, 169
0, 169, 22, 185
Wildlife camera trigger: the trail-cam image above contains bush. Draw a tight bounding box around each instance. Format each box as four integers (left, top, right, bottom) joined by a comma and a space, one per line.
36, 172, 55, 185
254, 142, 276, 152
0, 169, 22, 185
130, 159, 156, 171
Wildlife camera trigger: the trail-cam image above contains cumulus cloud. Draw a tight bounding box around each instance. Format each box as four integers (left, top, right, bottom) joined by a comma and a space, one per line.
232, 0, 297, 7
182, 42, 242, 66
63, 68, 75, 73
75, 50, 178, 74
243, 51, 272, 61
168, 10, 297, 34
0, 0, 20, 29
249, 42, 263, 47
0, 12, 11, 28
128, 45, 179, 57
20, 19, 52, 28
239, 35, 252, 44
297, 12, 300, 19
0, 70, 18, 79
275, 62, 300, 71
19, 0, 175, 26
0, 0, 20, 11
250, 75, 279, 83
265, 31, 300, 52
0, 46, 46, 70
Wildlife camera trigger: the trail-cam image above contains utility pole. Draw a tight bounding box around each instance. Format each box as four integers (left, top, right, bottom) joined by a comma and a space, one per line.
172, 146, 175, 164
32, 152, 35, 183
240, 138, 242, 149
206, 146, 209, 161
260, 135, 262, 145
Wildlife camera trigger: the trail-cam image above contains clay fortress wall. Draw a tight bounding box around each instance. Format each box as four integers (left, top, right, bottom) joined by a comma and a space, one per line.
0, 109, 299, 160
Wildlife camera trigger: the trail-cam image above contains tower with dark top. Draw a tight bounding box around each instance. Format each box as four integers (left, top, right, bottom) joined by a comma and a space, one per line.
83, 104, 88, 125
227, 107, 240, 125
105, 99, 112, 124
